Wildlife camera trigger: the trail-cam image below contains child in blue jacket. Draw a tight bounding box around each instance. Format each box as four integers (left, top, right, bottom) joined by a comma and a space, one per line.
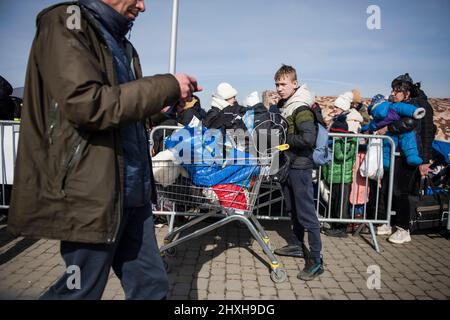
362, 94, 426, 168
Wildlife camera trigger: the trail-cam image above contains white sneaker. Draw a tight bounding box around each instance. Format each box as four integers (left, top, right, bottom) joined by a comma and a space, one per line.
388, 227, 411, 244
377, 224, 392, 235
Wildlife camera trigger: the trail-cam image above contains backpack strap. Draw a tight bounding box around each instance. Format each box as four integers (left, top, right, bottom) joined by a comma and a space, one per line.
291, 105, 314, 122
290, 105, 316, 137
311, 102, 327, 127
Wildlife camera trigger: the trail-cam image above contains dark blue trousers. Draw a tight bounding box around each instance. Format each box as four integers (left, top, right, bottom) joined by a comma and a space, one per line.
40, 203, 168, 300
283, 168, 322, 261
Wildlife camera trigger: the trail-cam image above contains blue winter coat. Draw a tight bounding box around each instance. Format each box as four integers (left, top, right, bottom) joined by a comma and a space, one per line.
366, 101, 423, 168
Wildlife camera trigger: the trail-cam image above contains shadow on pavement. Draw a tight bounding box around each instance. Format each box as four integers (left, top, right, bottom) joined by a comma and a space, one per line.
0, 223, 39, 265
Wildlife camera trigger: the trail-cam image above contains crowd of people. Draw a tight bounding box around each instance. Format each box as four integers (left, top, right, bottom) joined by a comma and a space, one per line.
147, 64, 438, 281
2, 0, 442, 299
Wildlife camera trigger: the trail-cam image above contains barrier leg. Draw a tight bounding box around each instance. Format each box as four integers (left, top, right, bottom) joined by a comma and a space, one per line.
352, 222, 382, 253
368, 222, 382, 253
353, 223, 365, 236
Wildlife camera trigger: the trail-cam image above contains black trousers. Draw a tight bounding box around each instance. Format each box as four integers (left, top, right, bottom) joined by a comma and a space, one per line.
283, 168, 322, 261
367, 157, 418, 230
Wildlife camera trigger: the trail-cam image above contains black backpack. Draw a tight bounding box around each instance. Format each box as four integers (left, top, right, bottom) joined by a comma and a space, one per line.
245, 103, 288, 155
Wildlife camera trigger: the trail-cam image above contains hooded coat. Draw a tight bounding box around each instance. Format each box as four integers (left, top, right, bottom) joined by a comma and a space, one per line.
7, 2, 180, 244
279, 85, 317, 169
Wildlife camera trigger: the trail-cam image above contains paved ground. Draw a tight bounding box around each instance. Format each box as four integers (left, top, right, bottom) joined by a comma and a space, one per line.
0, 218, 449, 300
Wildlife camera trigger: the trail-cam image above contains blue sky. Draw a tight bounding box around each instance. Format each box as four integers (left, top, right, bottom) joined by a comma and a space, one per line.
1, 0, 450, 108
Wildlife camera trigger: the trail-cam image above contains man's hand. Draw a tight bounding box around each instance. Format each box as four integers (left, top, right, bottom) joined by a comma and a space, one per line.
175, 74, 203, 106
419, 163, 431, 177
267, 95, 279, 106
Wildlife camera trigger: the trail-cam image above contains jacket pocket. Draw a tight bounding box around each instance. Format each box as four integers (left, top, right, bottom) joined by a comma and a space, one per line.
60, 136, 85, 196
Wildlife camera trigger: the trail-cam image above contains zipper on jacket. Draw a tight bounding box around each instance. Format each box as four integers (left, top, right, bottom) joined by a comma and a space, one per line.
48, 124, 55, 145
48, 101, 59, 145
109, 165, 122, 243
109, 131, 123, 243
60, 138, 83, 196
110, 191, 121, 243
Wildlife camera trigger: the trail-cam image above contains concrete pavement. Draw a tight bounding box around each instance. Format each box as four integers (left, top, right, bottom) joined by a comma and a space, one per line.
0, 220, 449, 300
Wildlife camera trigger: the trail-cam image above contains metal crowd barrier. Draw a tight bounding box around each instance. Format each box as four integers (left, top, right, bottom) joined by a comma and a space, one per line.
315, 133, 396, 253
2, 121, 397, 253
0, 120, 20, 210
252, 133, 396, 253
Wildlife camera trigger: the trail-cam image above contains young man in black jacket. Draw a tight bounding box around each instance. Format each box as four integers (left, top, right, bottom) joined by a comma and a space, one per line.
273, 65, 324, 281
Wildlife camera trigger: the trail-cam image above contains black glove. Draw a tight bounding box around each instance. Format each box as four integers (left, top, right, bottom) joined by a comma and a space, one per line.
388, 117, 417, 134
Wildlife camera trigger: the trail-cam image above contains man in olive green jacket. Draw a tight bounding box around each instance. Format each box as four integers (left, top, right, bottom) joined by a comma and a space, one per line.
8, 0, 201, 299
272, 65, 324, 281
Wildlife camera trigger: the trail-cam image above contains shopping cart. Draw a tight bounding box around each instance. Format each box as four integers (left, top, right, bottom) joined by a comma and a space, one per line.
150, 125, 288, 283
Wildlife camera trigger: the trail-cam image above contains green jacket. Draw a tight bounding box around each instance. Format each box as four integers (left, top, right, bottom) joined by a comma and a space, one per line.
7, 3, 180, 244
280, 87, 317, 170
323, 138, 357, 184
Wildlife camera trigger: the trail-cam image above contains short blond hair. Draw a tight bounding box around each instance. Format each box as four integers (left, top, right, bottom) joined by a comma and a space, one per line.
274, 64, 297, 82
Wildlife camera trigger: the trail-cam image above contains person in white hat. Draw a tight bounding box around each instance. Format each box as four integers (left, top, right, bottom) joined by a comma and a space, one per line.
333, 91, 353, 113
212, 82, 238, 109
332, 91, 364, 133
243, 91, 261, 108
204, 82, 245, 129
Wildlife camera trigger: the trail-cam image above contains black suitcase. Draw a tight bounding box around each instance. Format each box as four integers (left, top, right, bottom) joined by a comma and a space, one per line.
400, 177, 449, 233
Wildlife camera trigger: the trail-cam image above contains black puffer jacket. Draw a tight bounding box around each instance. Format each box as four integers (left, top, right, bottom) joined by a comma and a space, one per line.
407, 89, 436, 163
388, 89, 436, 163
0, 75, 15, 120
177, 105, 206, 126
203, 102, 246, 131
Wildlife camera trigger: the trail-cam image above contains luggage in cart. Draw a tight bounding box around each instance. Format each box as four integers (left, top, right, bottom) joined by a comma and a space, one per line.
150, 125, 288, 283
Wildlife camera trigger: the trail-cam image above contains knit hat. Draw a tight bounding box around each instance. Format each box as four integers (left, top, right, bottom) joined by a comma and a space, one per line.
216, 82, 237, 100
243, 91, 260, 107
368, 94, 386, 114
392, 73, 413, 86
334, 91, 353, 111
352, 89, 362, 104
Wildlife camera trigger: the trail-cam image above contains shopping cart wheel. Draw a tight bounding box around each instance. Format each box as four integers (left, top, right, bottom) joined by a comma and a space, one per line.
270, 268, 287, 283
165, 247, 177, 257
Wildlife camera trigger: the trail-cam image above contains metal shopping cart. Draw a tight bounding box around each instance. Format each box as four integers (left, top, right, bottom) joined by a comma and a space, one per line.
150, 125, 288, 283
